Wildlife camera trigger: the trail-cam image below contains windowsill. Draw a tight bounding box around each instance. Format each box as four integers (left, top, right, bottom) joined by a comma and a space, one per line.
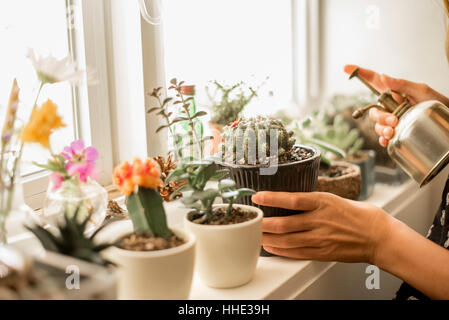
6, 178, 438, 300
187, 180, 419, 300
159, 179, 424, 299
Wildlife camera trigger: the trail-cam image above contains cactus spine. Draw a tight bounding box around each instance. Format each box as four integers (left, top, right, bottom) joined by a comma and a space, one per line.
221, 116, 296, 165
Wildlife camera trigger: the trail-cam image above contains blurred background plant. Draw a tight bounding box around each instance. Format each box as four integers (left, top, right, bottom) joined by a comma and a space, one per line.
291, 111, 346, 166
207, 80, 264, 127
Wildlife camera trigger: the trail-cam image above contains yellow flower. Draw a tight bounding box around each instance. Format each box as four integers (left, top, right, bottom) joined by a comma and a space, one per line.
21, 99, 65, 148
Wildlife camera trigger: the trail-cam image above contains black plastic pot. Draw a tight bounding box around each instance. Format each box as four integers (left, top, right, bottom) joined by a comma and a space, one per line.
220, 145, 321, 256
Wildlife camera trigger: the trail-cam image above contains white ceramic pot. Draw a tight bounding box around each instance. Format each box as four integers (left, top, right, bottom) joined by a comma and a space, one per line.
184, 204, 263, 288
99, 220, 195, 300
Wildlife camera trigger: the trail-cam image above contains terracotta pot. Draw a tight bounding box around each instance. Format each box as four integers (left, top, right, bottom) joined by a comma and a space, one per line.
209, 122, 223, 154
317, 161, 362, 200
99, 221, 195, 300
184, 204, 262, 288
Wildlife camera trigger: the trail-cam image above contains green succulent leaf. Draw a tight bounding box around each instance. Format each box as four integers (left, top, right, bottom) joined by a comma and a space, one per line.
137, 187, 172, 238
218, 179, 236, 190
126, 191, 152, 235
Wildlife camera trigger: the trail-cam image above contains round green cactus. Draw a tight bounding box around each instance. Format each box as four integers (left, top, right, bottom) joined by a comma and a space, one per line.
221, 116, 296, 165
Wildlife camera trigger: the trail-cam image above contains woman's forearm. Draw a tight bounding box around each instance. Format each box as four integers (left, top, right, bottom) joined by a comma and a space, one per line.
374, 217, 449, 299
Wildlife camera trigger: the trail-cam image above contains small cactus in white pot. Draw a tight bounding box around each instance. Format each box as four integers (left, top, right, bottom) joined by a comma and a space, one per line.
167, 160, 262, 288
98, 158, 195, 299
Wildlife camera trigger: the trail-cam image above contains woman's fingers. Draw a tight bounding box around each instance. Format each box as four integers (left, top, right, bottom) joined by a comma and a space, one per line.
369, 108, 398, 127
262, 231, 319, 248
374, 123, 395, 140
263, 246, 324, 260
379, 137, 389, 148
252, 192, 322, 211
262, 213, 316, 234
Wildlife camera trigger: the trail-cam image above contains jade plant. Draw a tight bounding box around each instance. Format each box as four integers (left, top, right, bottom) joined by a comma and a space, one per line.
113, 158, 172, 239
221, 116, 296, 165
313, 113, 364, 158
27, 208, 114, 266
167, 161, 255, 221
148, 78, 211, 161
206, 80, 260, 127
292, 112, 346, 166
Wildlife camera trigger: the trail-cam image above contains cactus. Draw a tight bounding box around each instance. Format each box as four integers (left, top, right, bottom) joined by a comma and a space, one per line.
221, 116, 296, 165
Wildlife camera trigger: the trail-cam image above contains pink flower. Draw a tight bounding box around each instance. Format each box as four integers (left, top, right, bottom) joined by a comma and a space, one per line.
61, 139, 100, 183
50, 172, 64, 191
67, 162, 99, 183
62, 140, 99, 163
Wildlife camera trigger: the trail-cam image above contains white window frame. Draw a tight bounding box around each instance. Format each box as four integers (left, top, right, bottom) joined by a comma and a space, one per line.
23, 0, 113, 209
103, 0, 322, 161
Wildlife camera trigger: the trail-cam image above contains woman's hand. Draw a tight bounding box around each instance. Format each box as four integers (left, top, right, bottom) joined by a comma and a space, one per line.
344, 65, 449, 147
252, 191, 394, 264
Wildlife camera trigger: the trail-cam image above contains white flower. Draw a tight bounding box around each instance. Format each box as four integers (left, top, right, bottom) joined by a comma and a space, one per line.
27, 48, 85, 85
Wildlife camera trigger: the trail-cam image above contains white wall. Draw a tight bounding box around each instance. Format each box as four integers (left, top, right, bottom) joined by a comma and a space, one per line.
320, 0, 449, 98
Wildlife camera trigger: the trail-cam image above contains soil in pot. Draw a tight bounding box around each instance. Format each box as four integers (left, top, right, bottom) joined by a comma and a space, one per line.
317, 161, 362, 200
319, 164, 353, 178
188, 207, 257, 225
118, 232, 185, 252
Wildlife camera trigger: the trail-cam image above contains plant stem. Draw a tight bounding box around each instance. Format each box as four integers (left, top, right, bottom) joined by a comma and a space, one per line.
177, 86, 202, 159
0, 81, 44, 243
226, 199, 233, 216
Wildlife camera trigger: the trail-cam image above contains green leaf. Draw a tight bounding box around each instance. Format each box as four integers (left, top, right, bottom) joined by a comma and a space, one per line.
236, 188, 256, 197
156, 125, 168, 133
221, 190, 239, 199
191, 189, 219, 202
218, 179, 236, 190
26, 225, 60, 253
210, 169, 229, 181
194, 163, 218, 190
126, 192, 152, 235
166, 167, 189, 183
148, 107, 160, 113
138, 188, 172, 238
169, 184, 192, 200
305, 138, 346, 158
162, 97, 173, 105
172, 116, 189, 123
192, 111, 208, 118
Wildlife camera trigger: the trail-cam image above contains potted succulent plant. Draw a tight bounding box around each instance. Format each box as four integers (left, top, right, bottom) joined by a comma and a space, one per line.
294, 114, 362, 200
219, 116, 321, 218
330, 92, 408, 185
311, 113, 375, 200
0, 245, 115, 300
298, 111, 374, 200
23, 207, 116, 299
206, 80, 261, 153
100, 157, 195, 299
167, 160, 262, 288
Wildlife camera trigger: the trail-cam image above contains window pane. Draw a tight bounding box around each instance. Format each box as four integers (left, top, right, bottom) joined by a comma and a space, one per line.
0, 0, 77, 176
162, 0, 293, 118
